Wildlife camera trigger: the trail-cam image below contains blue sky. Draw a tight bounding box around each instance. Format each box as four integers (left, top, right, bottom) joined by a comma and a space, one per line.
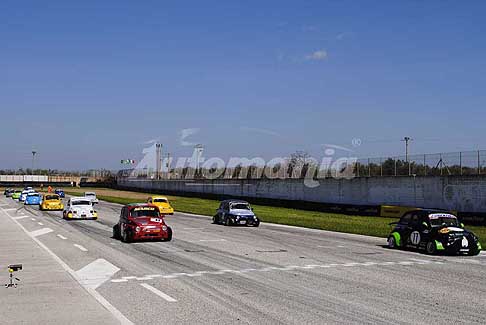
1, 1, 486, 170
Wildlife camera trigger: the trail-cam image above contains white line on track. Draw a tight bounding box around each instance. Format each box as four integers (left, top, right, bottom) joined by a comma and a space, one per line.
31, 218, 36, 221
111, 258, 445, 284
0, 207, 132, 325
12, 215, 29, 220
57, 234, 67, 240
140, 283, 177, 302
73, 244, 88, 252
38, 222, 44, 226
30, 228, 53, 237
3, 208, 16, 211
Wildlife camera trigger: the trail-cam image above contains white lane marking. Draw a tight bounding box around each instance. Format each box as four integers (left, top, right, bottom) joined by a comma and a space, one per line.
13, 215, 30, 220
111, 258, 444, 283
31, 218, 36, 221
38, 222, 44, 226
57, 234, 68, 240
3, 208, 17, 211
140, 283, 177, 303
29, 228, 53, 237
75, 259, 121, 289
74, 244, 88, 252
198, 239, 226, 242
1, 208, 132, 325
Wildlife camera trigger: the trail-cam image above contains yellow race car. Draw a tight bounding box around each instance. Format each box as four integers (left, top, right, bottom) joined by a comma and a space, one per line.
40, 194, 64, 211
147, 196, 174, 215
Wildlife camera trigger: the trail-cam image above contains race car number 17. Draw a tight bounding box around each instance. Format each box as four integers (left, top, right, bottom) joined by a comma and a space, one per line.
410, 231, 421, 245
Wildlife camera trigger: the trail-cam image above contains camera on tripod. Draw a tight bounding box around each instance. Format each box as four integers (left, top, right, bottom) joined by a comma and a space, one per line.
8, 264, 22, 272
5, 264, 22, 288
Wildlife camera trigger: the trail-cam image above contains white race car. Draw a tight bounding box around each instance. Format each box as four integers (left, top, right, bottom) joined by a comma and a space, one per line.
84, 192, 99, 204
63, 197, 98, 220
19, 189, 35, 202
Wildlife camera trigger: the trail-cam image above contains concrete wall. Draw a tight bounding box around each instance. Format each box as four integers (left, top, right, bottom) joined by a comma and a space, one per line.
117, 175, 486, 213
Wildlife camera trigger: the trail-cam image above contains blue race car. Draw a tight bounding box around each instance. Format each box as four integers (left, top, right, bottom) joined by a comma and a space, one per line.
212, 199, 260, 227
25, 193, 42, 205
55, 188, 65, 198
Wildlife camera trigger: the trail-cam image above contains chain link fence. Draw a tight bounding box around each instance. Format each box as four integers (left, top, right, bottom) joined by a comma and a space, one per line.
355, 150, 486, 177
119, 150, 486, 180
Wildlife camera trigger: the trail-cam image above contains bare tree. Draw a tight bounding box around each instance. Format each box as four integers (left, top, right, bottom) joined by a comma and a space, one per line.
287, 151, 312, 178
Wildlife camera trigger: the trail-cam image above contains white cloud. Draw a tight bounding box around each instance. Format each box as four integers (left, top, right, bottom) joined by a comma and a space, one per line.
305, 50, 328, 61
336, 32, 354, 40
240, 126, 280, 137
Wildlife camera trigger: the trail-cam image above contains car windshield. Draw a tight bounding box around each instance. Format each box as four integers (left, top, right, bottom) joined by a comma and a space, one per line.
428, 214, 460, 227
231, 203, 251, 210
130, 207, 160, 218
85, 193, 96, 197
72, 200, 92, 206
45, 195, 59, 200
153, 198, 167, 203
28, 194, 40, 197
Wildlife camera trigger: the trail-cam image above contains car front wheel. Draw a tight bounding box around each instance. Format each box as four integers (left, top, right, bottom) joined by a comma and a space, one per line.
225, 217, 231, 226
387, 236, 396, 249
113, 224, 120, 239
162, 227, 173, 242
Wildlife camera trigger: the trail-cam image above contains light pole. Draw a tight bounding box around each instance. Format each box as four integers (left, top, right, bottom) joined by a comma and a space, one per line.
31, 151, 37, 174
402, 137, 412, 176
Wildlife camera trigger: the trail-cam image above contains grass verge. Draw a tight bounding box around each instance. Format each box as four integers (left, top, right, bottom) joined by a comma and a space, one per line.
65, 187, 486, 247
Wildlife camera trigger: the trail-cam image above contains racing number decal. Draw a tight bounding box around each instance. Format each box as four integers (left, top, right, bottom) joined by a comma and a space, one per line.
410, 231, 421, 245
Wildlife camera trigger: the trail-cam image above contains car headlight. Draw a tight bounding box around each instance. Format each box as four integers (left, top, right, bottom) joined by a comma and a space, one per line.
162, 225, 167, 231
135, 226, 141, 232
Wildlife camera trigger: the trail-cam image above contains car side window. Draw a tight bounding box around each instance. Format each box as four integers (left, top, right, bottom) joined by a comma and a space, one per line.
410, 214, 420, 227
400, 213, 413, 225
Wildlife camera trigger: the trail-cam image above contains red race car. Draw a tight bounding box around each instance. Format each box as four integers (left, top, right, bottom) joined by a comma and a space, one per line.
113, 203, 173, 243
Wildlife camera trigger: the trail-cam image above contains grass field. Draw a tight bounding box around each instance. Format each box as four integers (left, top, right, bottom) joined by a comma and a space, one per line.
61, 187, 486, 247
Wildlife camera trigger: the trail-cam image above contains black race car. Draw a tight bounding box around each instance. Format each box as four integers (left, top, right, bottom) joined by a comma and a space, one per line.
387, 209, 482, 255
4, 188, 14, 197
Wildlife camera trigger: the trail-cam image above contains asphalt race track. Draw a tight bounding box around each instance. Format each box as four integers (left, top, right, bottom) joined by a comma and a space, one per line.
2, 195, 486, 325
